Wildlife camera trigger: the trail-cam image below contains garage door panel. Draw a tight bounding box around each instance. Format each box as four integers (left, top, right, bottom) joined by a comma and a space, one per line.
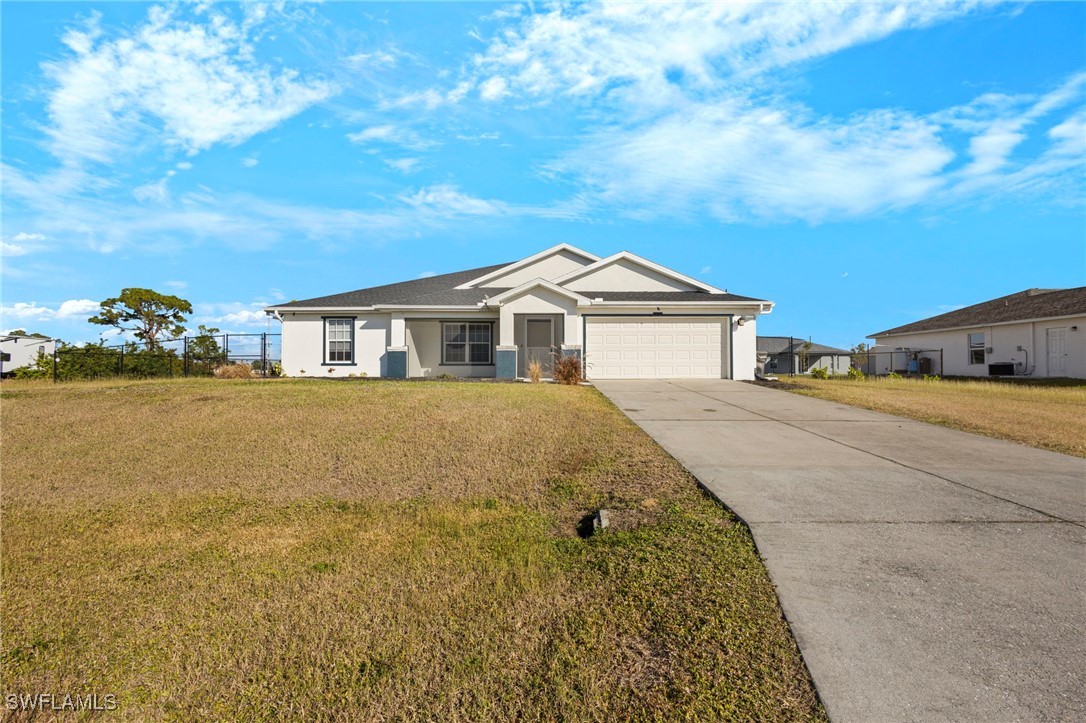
586, 317, 726, 379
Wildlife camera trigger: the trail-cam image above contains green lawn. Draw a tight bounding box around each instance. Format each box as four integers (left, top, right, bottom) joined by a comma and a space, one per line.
1, 378, 823, 720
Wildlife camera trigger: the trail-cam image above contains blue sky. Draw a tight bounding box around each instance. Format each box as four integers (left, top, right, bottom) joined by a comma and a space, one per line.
2, 1, 1083, 349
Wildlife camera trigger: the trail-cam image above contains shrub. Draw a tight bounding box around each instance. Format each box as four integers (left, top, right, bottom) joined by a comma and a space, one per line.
847, 367, 865, 381
809, 367, 829, 379
526, 359, 543, 383
552, 355, 582, 385
214, 362, 254, 379
923, 374, 941, 382
886, 371, 902, 379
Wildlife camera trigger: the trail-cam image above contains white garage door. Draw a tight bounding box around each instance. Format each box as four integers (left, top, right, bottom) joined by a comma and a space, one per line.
585, 317, 725, 379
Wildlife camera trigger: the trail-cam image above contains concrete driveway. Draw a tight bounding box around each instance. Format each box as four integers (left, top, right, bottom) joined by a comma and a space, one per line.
594, 379, 1086, 722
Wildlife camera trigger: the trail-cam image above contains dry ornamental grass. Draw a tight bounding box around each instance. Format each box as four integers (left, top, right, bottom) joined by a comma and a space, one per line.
781, 375, 1086, 457
0, 378, 824, 721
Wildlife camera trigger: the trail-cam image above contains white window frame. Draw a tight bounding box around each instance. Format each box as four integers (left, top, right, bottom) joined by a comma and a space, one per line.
441, 321, 493, 366
967, 332, 985, 365
323, 317, 355, 365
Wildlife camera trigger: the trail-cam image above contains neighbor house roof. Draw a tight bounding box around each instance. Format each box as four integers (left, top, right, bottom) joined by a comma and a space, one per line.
269, 257, 768, 310
869, 287, 1086, 338
757, 336, 851, 355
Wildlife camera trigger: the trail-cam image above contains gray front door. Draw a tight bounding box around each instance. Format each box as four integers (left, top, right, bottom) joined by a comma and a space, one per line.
524, 318, 554, 376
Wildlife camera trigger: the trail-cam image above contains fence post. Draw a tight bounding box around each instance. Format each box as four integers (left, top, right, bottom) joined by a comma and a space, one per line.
119, 347, 124, 377
261, 333, 267, 378
183, 336, 189, 377
53, 347, 58, 383
225, 334, 230, 364
939, 348, 943, 376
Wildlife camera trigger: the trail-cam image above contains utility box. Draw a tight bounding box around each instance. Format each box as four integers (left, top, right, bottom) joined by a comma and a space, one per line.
988, 362, 1015, 376
918, 357, 932, 374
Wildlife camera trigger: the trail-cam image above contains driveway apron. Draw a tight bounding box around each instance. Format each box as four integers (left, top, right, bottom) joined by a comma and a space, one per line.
594, 379, 1086, 722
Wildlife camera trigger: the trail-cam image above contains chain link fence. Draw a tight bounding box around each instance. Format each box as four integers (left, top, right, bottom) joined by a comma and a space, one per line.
851, 348, 944, 377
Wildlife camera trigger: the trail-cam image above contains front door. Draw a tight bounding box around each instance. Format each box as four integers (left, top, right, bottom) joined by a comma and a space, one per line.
525, 318, 554, 377
1047, 328, 1068, 376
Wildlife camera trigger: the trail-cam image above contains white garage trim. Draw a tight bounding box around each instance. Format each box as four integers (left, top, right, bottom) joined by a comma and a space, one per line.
583, 314, 733, 380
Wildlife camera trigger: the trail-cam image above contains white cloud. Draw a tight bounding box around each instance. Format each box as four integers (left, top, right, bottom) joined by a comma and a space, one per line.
479, 76, 508, 101
2, 164, 572, 254
0, 298, 99, 323
476, 2, 993, 105
455, 132, 500, 142
133, 177, 171, 204
192, 302, 269, 328
42, 5, 332, 164
347, 124, 435, 151
384, 158, 420, 174
13, 232, 47, 242
399, 184, 506, 216
345, 50, 400, 68
417, 271, 437, 278
699, 266, 711, 275
164, 280, 188, 290
57, 299, 100, 318
176, 161, 193, 170
548, 100, 953, 223
468, 3, 1081, 223
241, 157, 260, 168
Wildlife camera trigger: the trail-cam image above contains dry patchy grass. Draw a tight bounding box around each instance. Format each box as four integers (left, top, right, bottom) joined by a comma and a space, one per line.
1, 378, 823, 721
779, 376, 1086, 457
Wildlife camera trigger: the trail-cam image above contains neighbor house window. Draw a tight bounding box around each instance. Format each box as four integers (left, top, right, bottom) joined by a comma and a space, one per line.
442, 322, 492, 365
324, 317, 354, 364
968, 332, 985, 365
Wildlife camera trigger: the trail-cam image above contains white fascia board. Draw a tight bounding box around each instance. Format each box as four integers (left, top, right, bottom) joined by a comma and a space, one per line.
267, 306, 377, 313
374, 305, 487, 311
868, 312, 1086, 339
550, 251, 725, 294
483, 278, 594, 306
581, 300, 772, 310
454, 243, 600, 289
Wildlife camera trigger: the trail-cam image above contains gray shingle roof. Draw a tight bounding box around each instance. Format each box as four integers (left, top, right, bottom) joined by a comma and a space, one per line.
757, 336, 851, 355
271, 263, 769, 309
869, 287, 1086, 338
272, 263, 511, 308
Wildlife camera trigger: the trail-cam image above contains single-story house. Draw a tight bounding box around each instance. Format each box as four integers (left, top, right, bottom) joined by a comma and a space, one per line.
756, 336, 851, 375
868, 287, 1086, 378
265, 244, 774, 380
0, 334, 55, 377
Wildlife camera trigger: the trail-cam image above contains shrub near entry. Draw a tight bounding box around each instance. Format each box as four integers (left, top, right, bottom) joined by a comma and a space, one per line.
552, 355, 582, 385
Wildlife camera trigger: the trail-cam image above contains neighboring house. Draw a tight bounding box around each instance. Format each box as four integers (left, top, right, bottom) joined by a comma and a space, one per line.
757, 336, 851, 375
265, 244, 773, 380
868, 287, 1086, 378
0, 334, 55, 377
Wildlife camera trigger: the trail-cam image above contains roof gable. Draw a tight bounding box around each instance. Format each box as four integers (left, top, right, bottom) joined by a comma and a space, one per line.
483, 278, 592, 306
456, 244, 598, 289
554, 252, 723, 294
869, 287, 1086, 338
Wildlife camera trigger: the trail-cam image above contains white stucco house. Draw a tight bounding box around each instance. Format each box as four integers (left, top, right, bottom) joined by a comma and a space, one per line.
265, 244, 774, 380
0, 334, 55, 377
757, 336, 852, 375
868, 287, 1086, 379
